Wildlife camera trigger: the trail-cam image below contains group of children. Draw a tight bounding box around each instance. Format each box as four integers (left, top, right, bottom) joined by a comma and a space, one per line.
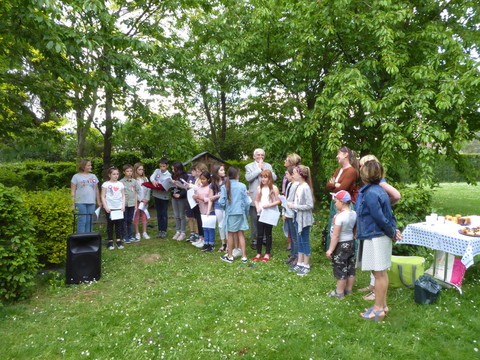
74, 157, 356, 286
100, 163, 152, 250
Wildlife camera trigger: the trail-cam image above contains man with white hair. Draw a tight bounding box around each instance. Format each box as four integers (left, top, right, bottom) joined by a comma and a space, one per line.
245, 148, 277, 249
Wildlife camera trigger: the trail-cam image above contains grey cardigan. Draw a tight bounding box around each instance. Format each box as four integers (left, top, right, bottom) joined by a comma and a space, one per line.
292, 183, 314, 232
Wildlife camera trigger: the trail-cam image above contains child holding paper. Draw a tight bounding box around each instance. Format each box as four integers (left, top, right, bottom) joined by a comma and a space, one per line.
193, 171, 216, 252
252, 170, 281, 262
120, 164, 140, 244
102, 166, 126, 250
133, 162, 151, 241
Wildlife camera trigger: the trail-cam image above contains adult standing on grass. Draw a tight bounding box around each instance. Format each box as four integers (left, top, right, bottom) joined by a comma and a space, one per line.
356, 155, 401, 301
245, 148, 277, 250
325, 146, 359, 250
356, 160, 402, 322
71, 159, 102, 233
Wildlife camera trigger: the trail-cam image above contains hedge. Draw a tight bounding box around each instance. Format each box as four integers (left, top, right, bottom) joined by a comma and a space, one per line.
23, 189, 72, 265
0, 153, 477, 191
0, 184, 39, 303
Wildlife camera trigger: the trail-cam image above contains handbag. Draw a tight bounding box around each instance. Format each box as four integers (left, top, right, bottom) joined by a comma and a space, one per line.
389, 256, 425, 288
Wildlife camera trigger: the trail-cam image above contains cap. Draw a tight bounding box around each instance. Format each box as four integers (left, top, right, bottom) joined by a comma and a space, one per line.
331, 190, 352, 204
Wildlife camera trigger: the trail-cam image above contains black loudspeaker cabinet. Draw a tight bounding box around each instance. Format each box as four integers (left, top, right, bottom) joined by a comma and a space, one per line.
66, 232, 102, 284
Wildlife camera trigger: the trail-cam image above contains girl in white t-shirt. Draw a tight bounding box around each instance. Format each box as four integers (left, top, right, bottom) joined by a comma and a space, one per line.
326, 190, 357, 299
101, 166, 126, 250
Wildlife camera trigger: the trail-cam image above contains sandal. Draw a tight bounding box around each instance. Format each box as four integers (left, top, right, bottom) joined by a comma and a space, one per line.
363, 291, 375, 301
345, 290, 353, 296
261, 255, 270, 262
361, 306, 386, 322
328, 290, 345, 299
358, 285, 374, 292
252, 254, 262, 261
217, 244, 227, 253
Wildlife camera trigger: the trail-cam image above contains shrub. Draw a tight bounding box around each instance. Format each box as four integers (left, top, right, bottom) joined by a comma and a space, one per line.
23, 189, 72, 265
0, 168, 25, 188
393, 183, 433, 229
0, 184, 39, 302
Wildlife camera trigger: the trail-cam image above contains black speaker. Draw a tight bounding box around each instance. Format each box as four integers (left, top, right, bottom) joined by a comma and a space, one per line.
66, 232, 102, 284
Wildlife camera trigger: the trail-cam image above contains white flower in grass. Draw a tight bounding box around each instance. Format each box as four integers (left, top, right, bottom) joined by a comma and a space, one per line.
474, 348, 478, 352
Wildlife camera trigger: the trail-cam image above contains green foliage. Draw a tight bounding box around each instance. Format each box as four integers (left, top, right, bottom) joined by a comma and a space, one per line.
393, 184, 433, 230
23, 189, 72, 265
0, 184, 38, 302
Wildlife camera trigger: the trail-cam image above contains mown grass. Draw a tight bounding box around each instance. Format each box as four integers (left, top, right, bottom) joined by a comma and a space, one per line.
431, 182, 480, 216
1, 183, 480, 359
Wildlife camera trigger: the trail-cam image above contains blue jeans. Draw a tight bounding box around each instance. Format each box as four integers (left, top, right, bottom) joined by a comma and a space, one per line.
294, 216, 311, 256
123, 206, 135, 240
75, 203, 95, 233
286, 217, 298, 258
203, 227, 215, 245
154, 197, 169, 232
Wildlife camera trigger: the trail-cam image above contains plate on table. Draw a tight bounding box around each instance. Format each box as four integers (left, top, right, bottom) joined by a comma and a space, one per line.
458, 227, 480, 237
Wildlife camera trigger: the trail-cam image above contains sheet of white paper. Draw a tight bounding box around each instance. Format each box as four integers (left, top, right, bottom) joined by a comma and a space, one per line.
95, 207, 101, 218
279, 195, 288, 208
201, 214, 217, 229
160, 176, 173, 191
138, 202, 147, 211
173, 180, 188, 189
110, 210, 124, 220
259, 206, 280, 226
143, 208, 151, 220
187, 188, 197, 209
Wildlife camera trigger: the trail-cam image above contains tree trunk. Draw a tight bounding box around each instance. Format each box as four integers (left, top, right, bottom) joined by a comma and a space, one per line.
102, 89, 114, 180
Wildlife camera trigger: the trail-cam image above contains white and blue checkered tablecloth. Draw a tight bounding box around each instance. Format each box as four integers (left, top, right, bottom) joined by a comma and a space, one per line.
400, 222, 480, 268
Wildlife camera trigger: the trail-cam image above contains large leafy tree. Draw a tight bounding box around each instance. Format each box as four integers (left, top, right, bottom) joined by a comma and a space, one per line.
213, 0, 480, 189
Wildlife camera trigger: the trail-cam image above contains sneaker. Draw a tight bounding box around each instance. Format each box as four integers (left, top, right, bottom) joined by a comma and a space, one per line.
288, 264, 302, 273
297, 267, 310, 276
220, 254, 234, 263
232, 248, 242, 258
194, 240, 205, 248
124, 238, 132, 244
172, 232, 180, 240
156, 231, 162, 238
131, 236, 139, 243
201, 244, 209, 251
142, 232, 150, 240
116, 240, 124, 249
160, 231, 167, 239
107, 241, 114, 250
187, 233, 197, 242
177, 232, 186, 241
205, 245, 214, 252
241, 257, 248, 263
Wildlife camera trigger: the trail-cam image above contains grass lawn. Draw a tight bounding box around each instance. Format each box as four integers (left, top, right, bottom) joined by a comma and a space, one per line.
431, 182, 480, 216
1, 183, 480, 359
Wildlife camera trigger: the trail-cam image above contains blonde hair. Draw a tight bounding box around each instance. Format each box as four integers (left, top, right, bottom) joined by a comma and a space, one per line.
285, 153, 301, 166
296, 165, 315, 203
194, 162, 208, 173
359, 154, 378, 167
360, 160, 384, 184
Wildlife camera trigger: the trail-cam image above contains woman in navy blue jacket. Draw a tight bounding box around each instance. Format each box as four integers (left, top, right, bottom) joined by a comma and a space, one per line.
356, 160, 402, 322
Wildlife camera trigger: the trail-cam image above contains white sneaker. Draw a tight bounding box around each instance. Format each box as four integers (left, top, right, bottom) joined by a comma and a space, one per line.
194, 240, 205, 248
142, 232, 150, 240
232, 248, 242, 258
177, 232, 186, 241
135, 233, 141, 241
172, 232, 180, 240
191, 239, 201, 246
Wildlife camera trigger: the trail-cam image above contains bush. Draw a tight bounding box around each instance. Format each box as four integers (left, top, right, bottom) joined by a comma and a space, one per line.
393, 184, 433, 229
0, 184, 39, 302
23, 189, 72, 265
0, 168, 25, 188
